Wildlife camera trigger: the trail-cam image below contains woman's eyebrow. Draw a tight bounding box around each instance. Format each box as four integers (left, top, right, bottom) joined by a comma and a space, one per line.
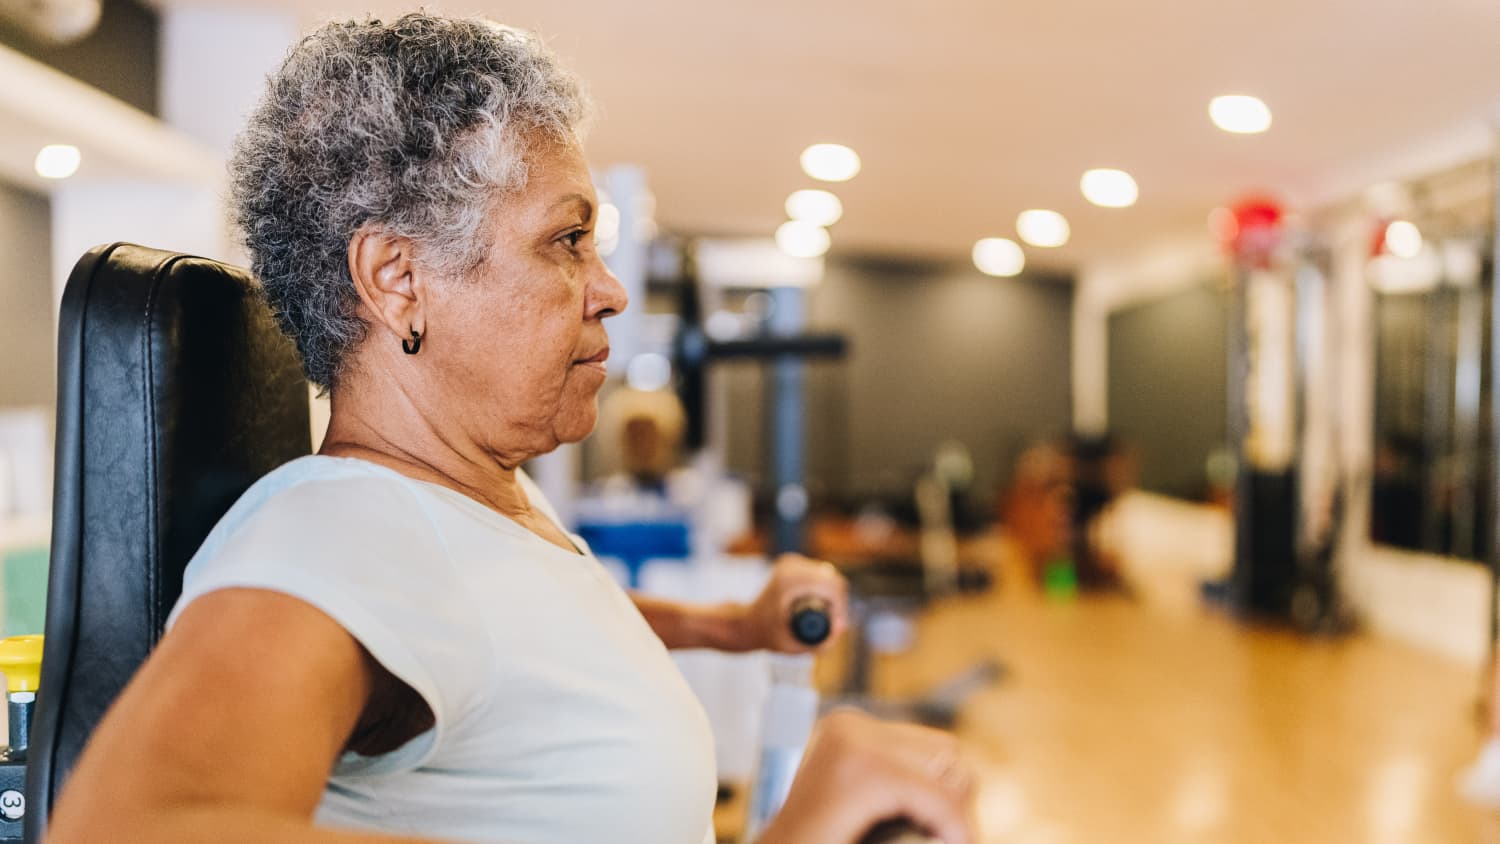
551, 192, 594, 220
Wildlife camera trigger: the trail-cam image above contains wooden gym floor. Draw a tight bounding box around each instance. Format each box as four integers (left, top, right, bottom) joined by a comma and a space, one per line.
860, 538, 1499, 843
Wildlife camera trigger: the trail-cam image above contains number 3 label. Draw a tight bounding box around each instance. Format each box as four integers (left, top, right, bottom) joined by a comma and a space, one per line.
0, 789, 24, 821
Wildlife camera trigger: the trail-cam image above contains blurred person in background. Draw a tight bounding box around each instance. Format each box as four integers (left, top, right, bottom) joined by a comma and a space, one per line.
1067, 433, 1134, 591
596, 384, 688, 497
999, 435, 1134, 593
45, 14, 973, 844
998, 442, 1073, 582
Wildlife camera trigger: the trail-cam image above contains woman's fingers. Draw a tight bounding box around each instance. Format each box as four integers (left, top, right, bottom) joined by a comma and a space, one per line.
754, 554, 851, 652
765, 709, 978, 844
866, 757, 976, 844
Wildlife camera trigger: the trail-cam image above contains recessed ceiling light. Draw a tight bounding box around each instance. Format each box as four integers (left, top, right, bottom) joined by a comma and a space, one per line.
776, 220, 831, 258
1209, 95, 1272, 134
785, 189, 843, 226
1016, 209, 1070, 248
1080, 168, 1138, 208
35, 144, 81, 179
800, 143, 860, 182
1384, 220, 1423, 259
972, 237, 1025, 277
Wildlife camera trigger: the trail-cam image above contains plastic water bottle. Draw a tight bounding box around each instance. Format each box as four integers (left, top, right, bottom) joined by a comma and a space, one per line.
743, 653, 819, 842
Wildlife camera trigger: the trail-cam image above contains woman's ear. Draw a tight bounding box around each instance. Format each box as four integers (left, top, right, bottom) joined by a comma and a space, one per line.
347, 226, 426, 342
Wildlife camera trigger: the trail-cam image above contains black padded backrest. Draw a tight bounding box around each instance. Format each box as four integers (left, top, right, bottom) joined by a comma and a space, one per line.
27, 243, 311, 837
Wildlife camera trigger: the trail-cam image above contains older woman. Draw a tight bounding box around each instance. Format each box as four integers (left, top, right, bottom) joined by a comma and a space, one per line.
47, 13, 974, 844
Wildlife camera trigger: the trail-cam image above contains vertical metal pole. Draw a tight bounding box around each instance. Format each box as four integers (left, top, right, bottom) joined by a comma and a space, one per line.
769, 287, 807, 554
1488, 140, 1500, 654
1422, 287, 1452, 552
1453, 282, 1483, 560
1227, 267, 1254, 613
1293, 261, 1315, 561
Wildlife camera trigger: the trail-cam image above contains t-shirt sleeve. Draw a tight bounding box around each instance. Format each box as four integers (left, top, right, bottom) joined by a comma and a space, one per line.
167, 474, 493, 775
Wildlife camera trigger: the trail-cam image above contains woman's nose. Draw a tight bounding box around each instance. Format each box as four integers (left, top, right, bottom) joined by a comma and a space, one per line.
590, 263, 629, 319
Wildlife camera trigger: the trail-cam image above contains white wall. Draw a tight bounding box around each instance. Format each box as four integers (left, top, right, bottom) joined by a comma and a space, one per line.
49, 180, 229, 307
160, 8, 298, 157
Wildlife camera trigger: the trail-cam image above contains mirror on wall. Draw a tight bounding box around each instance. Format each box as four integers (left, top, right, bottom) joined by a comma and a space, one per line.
1369, 225, 1492, 560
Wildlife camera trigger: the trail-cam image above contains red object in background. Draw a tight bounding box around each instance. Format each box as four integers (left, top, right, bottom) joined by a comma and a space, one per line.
1368, 218, 1391, 258
1214, 195, 1285, 268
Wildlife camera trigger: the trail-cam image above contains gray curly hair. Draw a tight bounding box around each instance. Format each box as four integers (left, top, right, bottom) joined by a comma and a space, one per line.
229, 12, 589, 389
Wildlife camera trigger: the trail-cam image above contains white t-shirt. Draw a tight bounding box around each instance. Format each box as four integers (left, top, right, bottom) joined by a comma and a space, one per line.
168, 455, 717, 844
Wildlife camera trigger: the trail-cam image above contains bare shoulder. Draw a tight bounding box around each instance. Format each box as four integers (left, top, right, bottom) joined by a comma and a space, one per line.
49, 588, 374, 837
145, 588, 373, 751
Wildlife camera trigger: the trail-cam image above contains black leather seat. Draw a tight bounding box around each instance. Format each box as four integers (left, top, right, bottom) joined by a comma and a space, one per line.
27, 243, 311, 839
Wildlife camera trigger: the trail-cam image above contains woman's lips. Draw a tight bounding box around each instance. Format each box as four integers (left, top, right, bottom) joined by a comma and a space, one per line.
574, 347, 609, 373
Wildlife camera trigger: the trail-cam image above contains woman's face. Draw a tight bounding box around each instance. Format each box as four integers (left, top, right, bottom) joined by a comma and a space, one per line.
421, 139, 628, 463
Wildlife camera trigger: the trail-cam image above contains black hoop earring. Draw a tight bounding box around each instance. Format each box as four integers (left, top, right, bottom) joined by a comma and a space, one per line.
402, 328, 422, 355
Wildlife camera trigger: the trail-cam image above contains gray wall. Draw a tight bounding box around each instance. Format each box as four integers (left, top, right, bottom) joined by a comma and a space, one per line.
722, 259, 1075, 506
0, 182, 54, 409
1107, 284, 1227, 499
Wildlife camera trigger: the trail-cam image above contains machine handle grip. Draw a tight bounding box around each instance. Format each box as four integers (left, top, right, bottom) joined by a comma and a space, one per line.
788, 595, 832, 646
858, 819, 943, 844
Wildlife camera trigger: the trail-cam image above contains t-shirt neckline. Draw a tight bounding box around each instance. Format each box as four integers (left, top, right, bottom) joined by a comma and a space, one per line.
305, 454, 586, 558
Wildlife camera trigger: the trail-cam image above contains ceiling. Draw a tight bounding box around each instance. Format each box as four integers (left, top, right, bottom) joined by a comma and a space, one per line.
157, 0, 1500, 273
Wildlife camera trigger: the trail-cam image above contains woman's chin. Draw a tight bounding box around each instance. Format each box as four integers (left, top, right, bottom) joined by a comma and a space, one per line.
552, 402, 600, 445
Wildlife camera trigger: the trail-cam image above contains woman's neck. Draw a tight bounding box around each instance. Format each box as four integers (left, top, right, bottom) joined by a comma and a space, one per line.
318, 381, 534, 521
317, 366, 583, 555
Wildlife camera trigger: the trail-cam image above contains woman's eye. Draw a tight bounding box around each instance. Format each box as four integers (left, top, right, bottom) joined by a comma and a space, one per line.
563, 229, 590, 249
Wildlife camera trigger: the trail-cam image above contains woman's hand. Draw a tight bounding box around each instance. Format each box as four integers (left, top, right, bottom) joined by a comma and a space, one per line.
630, 554, 848, 652
738, 554, 849, 653
759, 709, 978, 844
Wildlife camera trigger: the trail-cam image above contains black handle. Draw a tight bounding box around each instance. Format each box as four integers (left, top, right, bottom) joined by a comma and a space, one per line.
859, 819, 942, 844
788, 595, 831, 646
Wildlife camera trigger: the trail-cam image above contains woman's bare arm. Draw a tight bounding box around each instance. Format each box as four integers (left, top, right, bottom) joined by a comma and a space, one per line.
46, 588, 446, 844
630, 554, 848, 652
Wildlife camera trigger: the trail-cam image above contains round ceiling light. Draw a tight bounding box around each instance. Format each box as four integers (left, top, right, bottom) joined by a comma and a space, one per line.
1384, 220, 1423, 259
1081, 168, 1138, 208
35, 144, 81, 179
1209, 95, 1272, 134
776, 220, 832, 258
1016, 209, 1070, 248
800, 143, 861, 182
785, 189, 843, 226
972, 237, 1025, 277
